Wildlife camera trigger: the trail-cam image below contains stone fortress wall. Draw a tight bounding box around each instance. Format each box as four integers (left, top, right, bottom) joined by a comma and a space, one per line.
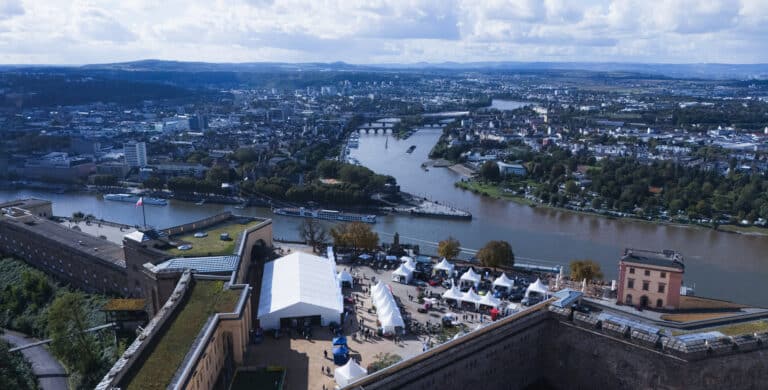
349, 303, 768, 390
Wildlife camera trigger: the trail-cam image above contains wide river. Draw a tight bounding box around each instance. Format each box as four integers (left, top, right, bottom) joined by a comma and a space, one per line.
1, 129, 766, 306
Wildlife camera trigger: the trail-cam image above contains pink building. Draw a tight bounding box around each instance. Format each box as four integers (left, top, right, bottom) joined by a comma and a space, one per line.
616, 248, 684, 310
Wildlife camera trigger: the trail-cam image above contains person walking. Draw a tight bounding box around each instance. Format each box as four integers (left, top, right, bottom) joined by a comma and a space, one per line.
324, 350, 328, 359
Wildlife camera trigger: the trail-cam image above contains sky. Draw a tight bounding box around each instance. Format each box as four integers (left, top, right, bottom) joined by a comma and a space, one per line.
0, 0, 767, 65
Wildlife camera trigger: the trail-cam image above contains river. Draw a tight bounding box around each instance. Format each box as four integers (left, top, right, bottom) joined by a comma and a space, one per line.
1, 129, 767, 306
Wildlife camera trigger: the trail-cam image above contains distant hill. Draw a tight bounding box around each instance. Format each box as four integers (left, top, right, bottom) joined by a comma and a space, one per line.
78, 60, 768, 80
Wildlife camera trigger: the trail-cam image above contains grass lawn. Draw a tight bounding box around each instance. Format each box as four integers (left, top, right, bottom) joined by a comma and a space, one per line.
230, 369, 285, 390
674, 320, 768, 337
713, 320, 768, 336
126, 280, 240, 390
167, 220, 262, 257
455, 180, 535, 205
678, 296, 747, 310
660, 312, 741, 323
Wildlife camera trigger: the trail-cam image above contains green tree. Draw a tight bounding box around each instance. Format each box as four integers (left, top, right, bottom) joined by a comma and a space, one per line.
367, 352, 402, 374
142, 176, 165, 191
92, 174, 117, 187
330, 222, 379, 252
437, 236, 461, 259
71, 211, 85, 222
0, 339, 38, 390
565, 180, 578, 195
298, 218, 327, 253
569, 259, 604, 281
47, 292, 104, 388
479, 161, 500, 182
477, 240, 515, 269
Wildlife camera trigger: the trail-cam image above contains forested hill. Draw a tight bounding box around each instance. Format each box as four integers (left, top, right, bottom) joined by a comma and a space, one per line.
0, 72, 198, 109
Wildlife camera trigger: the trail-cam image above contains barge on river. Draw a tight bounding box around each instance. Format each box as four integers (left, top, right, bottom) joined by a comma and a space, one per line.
272, 207, 376, 224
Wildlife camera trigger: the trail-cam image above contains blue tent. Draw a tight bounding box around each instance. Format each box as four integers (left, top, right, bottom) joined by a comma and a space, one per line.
333, 345, 350, 365
332, 336, 347, 346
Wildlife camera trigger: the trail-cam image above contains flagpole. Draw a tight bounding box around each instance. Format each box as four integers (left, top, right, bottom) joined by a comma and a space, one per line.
142, 202, 147, 229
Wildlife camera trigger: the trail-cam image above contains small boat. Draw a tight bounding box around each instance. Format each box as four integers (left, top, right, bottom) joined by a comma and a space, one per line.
195, 199, 206, 206
406, 145, 417, 153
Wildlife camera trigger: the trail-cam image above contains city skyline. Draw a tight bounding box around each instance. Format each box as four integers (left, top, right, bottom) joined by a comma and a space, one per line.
1, 0, 767, 65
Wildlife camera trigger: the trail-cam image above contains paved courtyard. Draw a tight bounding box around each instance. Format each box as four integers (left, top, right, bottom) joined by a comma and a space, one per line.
249, 248, 517, 390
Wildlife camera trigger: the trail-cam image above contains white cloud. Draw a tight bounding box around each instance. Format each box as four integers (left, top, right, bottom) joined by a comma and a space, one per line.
0, 0, 766, 64
0, 0, 24, 20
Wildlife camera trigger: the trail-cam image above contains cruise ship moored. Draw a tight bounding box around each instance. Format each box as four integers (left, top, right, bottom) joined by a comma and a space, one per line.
104, 193, 168, 206
272, 207, 376, 223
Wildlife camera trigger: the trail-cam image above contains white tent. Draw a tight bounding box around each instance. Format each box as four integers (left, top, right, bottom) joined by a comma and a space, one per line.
434, 258, 454, 275
338, 270, 354, 288
257, 252, 343, 330
400, 256, 414, 263
492, 273, 515, 292
404, 257, 417, 270
335, 359, 368, 387
442, 281, 463, 301
460, 267, 481, 289
525, 278, 550, 298
478, 292, 501, 308
460, 288, 482, 308
391, 264, 413, 284
370, 282, 404, 334
327, 246, 335, 262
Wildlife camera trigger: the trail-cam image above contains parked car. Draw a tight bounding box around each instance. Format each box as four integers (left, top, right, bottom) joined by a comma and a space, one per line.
193, 232, 208, 238
521, 295, 544, 306
413, 280, 428, 288
428, 277, 442, 286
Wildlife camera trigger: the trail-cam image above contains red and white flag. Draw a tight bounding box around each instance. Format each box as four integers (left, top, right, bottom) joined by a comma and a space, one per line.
136, 197, 144, 207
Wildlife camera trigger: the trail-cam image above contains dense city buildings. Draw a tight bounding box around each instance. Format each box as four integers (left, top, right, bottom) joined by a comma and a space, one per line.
123, 141, 147, 168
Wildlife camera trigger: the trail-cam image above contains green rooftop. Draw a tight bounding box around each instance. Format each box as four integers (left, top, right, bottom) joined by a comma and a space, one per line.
166, 219, 263, 257
125, 280, 240, 390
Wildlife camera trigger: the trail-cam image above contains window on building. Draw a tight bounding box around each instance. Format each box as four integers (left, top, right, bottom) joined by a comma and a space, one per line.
658, 283, 666, 293
625, 294, 633, 305
627, 278, 635, 289
656, 299, 664, 308
660, 272, 666, 278
629, 267, 635, 274
644, 269, 651, 276
642, 281, 649, 291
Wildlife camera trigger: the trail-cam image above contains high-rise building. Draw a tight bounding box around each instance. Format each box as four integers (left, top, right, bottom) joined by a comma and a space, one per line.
124, 141, 147, 167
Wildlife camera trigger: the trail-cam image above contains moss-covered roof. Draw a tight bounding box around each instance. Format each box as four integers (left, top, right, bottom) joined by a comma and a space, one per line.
102, 299, 146, 312
125, 280, 240, 390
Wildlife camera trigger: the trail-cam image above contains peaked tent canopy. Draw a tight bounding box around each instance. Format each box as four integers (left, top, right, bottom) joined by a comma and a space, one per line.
434, 258, 455, 274
257, 252, 343, 330
442, 282, 463, 301
370, 282, 404, 334
492, 273, 515, 289
460, 288, 482, 307
460, 267, 481, 288
479, 292, 501, 308
391, 264, 413, 284
335, 358, 368, 387
525, 278, 550, 298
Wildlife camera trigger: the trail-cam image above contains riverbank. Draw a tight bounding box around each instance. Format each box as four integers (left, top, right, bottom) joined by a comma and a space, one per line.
453, 178, 768, 237
454, 180, 535, 206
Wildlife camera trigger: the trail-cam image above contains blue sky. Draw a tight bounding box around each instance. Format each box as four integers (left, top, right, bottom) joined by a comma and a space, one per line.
0, 0, 767, 64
